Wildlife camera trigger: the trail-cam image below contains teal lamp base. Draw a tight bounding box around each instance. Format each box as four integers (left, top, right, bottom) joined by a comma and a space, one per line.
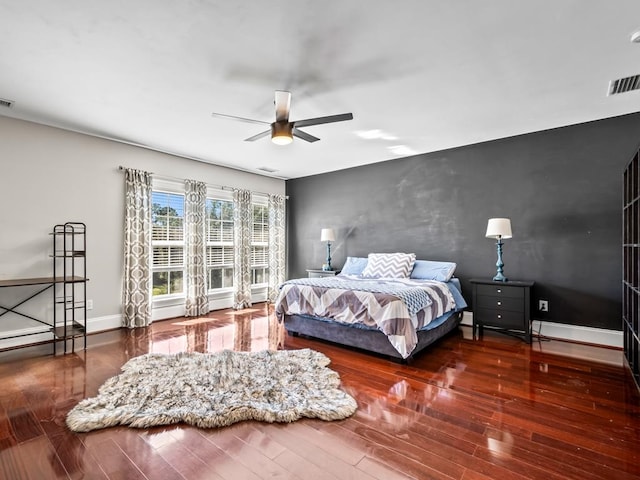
493, 239, 508, 282
323, 242, 332, 271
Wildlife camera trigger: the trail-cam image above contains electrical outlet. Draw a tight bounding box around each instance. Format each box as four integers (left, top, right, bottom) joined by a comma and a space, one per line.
86, 299, 93, 310
538, 300, 549, 312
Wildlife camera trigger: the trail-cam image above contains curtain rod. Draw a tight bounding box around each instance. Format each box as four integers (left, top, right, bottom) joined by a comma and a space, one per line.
117, 165, 288, 199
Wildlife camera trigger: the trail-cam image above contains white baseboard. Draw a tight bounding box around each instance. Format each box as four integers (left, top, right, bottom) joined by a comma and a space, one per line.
152, 292, 267, 322
4, 309, 620, 351
461, 311, 473, 326
0, 291, 270, 349
152, 304, 185, 322
0, 327, 52, 349
0, 313, 123, 350
532, 320, 622, 348
461, 312, 622, 348
87, 314, 122, 332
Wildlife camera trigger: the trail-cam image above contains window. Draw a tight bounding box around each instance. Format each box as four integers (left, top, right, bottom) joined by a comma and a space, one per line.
206, 198, 234, 290
149, 186, 274, 303
151, 191, 185, 296
251, 202, 269, 285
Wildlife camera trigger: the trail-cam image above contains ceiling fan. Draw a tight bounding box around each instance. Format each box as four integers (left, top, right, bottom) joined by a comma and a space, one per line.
211, 90, 353, 145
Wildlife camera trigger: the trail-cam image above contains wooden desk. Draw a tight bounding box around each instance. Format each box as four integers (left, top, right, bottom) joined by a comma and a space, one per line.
0, 276, 86, 288
0, 276, 87, 349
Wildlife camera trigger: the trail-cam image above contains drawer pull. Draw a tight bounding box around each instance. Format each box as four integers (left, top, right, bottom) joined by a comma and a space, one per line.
497, 314, 502, 319
497, 301, 502, 306
497, 289, 502, 293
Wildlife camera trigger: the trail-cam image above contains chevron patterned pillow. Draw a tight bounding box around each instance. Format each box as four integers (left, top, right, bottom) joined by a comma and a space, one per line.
361, 252, 417, 279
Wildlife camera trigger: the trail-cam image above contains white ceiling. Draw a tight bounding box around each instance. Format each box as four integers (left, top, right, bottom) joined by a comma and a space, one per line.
2, 1, 640, 180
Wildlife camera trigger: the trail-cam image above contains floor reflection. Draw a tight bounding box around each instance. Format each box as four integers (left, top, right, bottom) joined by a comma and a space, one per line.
486, 428, 515, 458
233, 315, 252, 351
349, 346, 468, 434
123, 305, 286, 356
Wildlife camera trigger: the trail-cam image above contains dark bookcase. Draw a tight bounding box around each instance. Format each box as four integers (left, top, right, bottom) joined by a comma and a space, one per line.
623, 148, 640, 391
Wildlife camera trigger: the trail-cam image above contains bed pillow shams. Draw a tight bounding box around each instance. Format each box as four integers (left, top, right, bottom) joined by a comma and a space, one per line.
339, 256, 369, 276
410, 260, 457, 282
361, 252, 416, 279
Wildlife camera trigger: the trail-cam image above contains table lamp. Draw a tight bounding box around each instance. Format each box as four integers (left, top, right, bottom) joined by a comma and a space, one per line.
486, 218, 512, 282
320, 228, 335, 271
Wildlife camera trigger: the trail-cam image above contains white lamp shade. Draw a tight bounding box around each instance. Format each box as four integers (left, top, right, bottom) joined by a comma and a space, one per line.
486, 218, 512, 239
320, 228, 335, 242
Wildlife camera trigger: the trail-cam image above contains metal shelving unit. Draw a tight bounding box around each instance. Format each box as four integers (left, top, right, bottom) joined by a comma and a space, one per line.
51, 222, 88, 354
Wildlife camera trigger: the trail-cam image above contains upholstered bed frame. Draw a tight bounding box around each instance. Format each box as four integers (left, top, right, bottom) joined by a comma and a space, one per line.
284, 310, 462, 362
278, 254, 466, 362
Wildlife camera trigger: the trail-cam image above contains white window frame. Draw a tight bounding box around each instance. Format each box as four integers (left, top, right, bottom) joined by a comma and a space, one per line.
251, 196, 269, 288
205, 188, 235, 295
150, 182, 186, 302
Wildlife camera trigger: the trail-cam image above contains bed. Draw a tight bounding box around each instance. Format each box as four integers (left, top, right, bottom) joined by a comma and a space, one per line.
274, 253, 468, 361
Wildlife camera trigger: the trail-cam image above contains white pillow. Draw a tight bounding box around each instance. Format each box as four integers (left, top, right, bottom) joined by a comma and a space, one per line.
361, 252, 416, 279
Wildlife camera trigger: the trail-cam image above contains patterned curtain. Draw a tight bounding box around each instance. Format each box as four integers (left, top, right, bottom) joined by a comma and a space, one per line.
233, 189, 253, 310
267, 194, 286, 303
122, 168, 152, 328
184, 179, 208, 317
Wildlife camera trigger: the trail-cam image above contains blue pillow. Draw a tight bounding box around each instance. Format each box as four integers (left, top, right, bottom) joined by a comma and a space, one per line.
339, 256, 368, 276
410, 260, 457, 282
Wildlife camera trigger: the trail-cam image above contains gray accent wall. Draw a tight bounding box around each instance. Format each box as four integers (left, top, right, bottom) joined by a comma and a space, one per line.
285, 113, 640, 331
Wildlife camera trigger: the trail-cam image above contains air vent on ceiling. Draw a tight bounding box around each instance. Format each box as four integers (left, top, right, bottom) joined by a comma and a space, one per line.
609, 75, 640, 95
257, 166, 278, 173
0, 98, 14, 108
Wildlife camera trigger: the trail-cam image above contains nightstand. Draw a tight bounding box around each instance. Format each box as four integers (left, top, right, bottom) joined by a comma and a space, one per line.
306, 269, 340, 278
470, 278, 534, 343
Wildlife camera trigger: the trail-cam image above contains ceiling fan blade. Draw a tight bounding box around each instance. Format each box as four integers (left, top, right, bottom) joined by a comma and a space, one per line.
244, 130, 271, 142
293, 113, 353, 128
211, 112, 270, 126
292, 128, 320, 143
274, 90, 291, 123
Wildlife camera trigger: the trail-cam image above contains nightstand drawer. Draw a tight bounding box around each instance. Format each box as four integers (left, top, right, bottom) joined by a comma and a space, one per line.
475, 284, 524, 299
476, 295, 524, 312
475, 308, 526, 330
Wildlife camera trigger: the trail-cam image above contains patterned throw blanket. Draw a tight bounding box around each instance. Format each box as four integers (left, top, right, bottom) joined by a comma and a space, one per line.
275, 276, 456, 358
281, 277, 436, 315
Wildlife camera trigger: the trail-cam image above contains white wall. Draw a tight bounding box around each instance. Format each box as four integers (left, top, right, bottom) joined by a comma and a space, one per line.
0, 116, 285, 345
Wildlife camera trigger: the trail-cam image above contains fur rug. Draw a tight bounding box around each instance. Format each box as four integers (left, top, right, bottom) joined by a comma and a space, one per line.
66, 349, 357, 432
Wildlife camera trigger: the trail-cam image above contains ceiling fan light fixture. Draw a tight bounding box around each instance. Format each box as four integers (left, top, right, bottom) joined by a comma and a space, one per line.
271, 122, 293, 145
213, 91, 352, 144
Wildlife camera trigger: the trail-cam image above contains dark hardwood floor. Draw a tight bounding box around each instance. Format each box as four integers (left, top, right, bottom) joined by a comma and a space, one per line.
0, 303, 638, 479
